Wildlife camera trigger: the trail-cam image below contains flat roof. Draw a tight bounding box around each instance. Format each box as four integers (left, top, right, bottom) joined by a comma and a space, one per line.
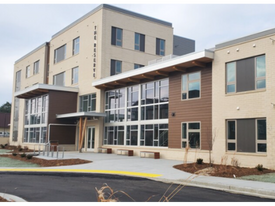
56, 112, 106, 119
216, 27, 275, 49
92, 50, 214, 89
15, 42, 48, 64
52, 4, 172, 39
14, 84, 79, 99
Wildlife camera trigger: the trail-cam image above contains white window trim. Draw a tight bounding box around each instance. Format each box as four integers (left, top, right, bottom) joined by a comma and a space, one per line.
181, 71, 201, 100
181, 121, 201, 150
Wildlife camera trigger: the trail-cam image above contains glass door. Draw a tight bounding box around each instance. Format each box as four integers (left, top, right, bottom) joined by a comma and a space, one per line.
87, 127, 95, 151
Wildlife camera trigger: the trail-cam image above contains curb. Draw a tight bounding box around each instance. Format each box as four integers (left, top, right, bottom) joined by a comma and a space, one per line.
0, 193, 27, 202
153, 177, 275, 200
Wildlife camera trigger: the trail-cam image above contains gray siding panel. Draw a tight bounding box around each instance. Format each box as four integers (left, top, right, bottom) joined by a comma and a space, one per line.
237, 119, 256, 153
173, 35, 195, 56
236, 58, 255, 92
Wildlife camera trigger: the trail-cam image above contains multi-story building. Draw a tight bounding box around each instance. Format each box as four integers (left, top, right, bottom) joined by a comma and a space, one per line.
10, 4, 195, 152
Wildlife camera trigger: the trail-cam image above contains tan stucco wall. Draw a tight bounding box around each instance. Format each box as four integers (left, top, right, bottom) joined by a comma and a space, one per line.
212, 34, 275, 169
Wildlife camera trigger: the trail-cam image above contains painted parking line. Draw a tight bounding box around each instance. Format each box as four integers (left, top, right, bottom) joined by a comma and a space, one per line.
0, 168, 162, 178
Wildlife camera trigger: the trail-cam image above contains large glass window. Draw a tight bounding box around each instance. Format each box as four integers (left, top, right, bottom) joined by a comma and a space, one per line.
126, 125, 138, 146
104, 126, 124, 145
181, 72, 201, 100
72, 67, 79, 85
79, 93, 96, 112
140, 124, 168, 147
54, 44, 66, 64
141, 79, 169, 120
182, 122, 200, 149
226, 55, 266, 93
156, 38, 165, 56
105, 89, 125, 123
226, 118, 266, 153
111, 27, 122, 47
73, 37, 80, 55
24, 95, 48, 144
135, 33, 145, 52
33, 60, 40, 75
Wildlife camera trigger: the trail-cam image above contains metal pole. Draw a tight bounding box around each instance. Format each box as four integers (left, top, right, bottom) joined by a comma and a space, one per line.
56, 146, 59, 159
51, 146, 54, 157
62, 147, 64, 159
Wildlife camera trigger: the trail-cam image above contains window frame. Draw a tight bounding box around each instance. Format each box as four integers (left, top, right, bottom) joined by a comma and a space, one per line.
110, 59, 122, 76
226, 62, 236, 93
135, 33, 145, 52
79, 93, 97, 112
181, 122, 201, 149
71, 66, 79, 85
134, 64, 144, 69
156, 38, 165, 56
26, 65, 31, 78
54, 44, 66, 64
181, 71, 201, 100
111, 27, 123, 47
256, 118, 267, 153
226, 120, 237, 151
53, 72, 65, 86
33, 60, 40, 75
255, 55, 266, 90
73, 37, 80, 55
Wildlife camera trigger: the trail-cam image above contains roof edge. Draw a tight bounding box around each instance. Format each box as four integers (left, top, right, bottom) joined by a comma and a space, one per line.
216, 27, 275, 50
15, 42, 48, 64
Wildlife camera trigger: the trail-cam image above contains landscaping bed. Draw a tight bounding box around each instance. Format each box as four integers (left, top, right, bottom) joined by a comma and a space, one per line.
174, 163, 275, 178
0, 154, 91, 167
0, 196, 9, 202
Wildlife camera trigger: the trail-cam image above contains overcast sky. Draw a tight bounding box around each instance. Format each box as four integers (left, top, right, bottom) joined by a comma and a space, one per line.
1, 2, 275, 106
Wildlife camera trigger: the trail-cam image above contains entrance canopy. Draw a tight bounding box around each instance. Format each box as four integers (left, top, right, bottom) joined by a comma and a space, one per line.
56, 112, 106, 119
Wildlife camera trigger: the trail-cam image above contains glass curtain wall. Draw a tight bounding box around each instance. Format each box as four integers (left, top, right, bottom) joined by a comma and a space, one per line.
104, 78, 169, 147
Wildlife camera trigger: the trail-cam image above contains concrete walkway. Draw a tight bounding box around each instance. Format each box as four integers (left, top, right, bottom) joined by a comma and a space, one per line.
1, 151, 275, 200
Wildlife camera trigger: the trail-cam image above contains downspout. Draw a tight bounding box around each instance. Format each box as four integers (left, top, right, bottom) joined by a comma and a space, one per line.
47, 123, 76, 144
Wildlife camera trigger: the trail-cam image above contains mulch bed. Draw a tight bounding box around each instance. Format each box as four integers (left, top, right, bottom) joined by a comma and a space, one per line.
0, 154, 91, 167
0, 196, 9, 202
174, 163, 275, 178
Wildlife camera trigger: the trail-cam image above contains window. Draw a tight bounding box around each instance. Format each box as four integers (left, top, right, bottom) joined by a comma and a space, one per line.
181, 72, 201, 100
126, 125, 138, 146
135, 33, 145, 52
26, 65, 30, 78
111, 27, 122, 46
15, 70, 21, 92
141, 79, 169, 120
104, 126, 124, 145
226, 55, 266, 93
105, 89, 125, 123
72, 67, 79, 84
110, 59, 122, 76
33, 60, 39, 75
54, 44, 66, 64
156, 38, 165, 56
226, 62, 236, 93
134, 64, 144, 69
140, 124, 168, 147
24, 95, 48, 144
53, 72, 65, 86
182, 122, 200, 149
73, 37, 80, 55
226, 118, 266, 153
127, 85, 139, 121
79, 93, 96, 112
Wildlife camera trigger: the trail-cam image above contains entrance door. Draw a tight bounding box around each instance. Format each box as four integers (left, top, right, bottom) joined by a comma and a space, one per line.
87, 127, 95, 151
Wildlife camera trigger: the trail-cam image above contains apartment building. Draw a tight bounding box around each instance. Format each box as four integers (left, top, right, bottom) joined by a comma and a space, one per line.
10, 4, 195, 152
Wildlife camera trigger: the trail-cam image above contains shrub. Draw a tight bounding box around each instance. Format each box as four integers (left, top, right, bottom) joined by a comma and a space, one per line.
12, 153, 17, 156
196, 158, 203, 164
20, 153, 26, 158
255, 164, 264, 171
0, 144, 4, 149
231, 157, 240, 167
26, 154, 33, 159
4, 144, 8, 147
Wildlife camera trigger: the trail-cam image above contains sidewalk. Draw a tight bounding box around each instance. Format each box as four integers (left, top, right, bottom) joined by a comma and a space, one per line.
1, 151, 275, 200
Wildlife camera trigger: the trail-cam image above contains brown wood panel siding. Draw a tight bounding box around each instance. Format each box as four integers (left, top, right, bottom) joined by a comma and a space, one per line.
168, 63, 212, 150
47, 91, 78, 144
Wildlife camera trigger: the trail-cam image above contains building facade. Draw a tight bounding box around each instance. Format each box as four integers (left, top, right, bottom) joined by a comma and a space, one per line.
10, 4, 195, 153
